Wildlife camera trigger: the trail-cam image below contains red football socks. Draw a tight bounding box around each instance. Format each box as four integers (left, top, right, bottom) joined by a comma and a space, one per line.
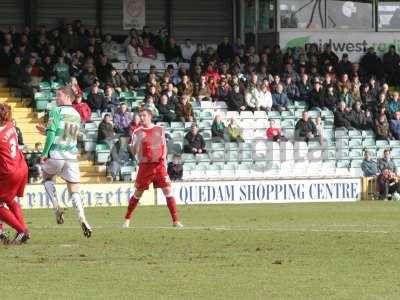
166, 196, 179, 223
7, 201, 27, 230
0, 207, 26, 233
125, 195, 140, 220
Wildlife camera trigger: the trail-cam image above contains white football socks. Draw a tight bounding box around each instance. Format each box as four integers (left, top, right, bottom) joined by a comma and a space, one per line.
70, 192, 86, 223
43, 180, 60, 213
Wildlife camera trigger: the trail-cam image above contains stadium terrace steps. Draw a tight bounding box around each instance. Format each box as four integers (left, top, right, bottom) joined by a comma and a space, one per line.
0, 81, 108, 183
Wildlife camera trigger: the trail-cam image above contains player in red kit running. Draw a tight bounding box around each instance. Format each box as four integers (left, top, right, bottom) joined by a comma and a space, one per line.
123, 108, 183, 228
0, 103, 30, 245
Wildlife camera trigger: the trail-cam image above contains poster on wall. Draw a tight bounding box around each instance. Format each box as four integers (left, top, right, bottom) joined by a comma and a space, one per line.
123, 0, 146, 30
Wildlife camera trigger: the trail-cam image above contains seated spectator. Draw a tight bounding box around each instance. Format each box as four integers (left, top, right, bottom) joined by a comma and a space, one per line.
309, 80, 325, 110
334, 101, 352, 129
324, 84, 339, 111
211, 115, 226, 142
102, 34, 120, 61
217, 37, 234, 62
126, 38, 143, 64
184, 124, 206, 154
96, 55, 114, 83
53, 56, 70, 84
87, 84, 107, 114
195, 76, 212, 101
339, 85, 353, 109
108, 137, 131, 181
128, 113, 141, 136
167, 154, 183, 181
144, 96, 160, 122
106, 68, 127, 93
361, 150, 379, 177
113, 102, 132, 135
284, 76, 300, 102
208, 77, 219, 101
227, 118, 244, 142
8, 56, 24, 88
165, 82, 179, 106
266, 119, 286, 142
104, 85, 120, 113
297, 73, 312, 102
20, 64, 35, 98
390, 111, 400, 140
217, 78, 231, 102
227, 84, 246, 112
375, 113, 392, 140
73, 95, 91, 124
181, 39, 196, 62
315, 116, 324, 144
377, 169, 400, 200
388, 92, 400, 117
141, 38, 157, 60
122, 62, 140, 90
349, 101, 373, 130
245, 83, 272, 111
165, 37, 182, 62
157, 94, 176, 123
78, 64, 97, 89
70, 76, 83, 97
98, 114, 116, 148
378, 149, 397, 174
40, 56, 54, 82
295, 111, 318, 142
27, 142, 43, 183
272, 83, 289, 111
175, 94, 194, 122
178, 74, 193, 97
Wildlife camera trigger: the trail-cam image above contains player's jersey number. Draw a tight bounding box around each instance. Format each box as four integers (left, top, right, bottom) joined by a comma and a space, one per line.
62, 123, 79, 144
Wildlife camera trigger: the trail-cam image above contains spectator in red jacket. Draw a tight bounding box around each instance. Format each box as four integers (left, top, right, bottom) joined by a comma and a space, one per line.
266, 119, 286, 141
73, 95, 91, 124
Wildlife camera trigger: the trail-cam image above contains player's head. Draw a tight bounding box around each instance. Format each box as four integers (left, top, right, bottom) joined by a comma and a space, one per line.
0, 103, 12, 126
138, 108, 153, 127
56, 86, 76, 106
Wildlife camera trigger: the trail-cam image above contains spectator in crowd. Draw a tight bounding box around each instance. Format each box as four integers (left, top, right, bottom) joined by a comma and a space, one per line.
108, 137, 131, 181
361, 150, 379, 177
315, 116, 324, 144
70, 76, 83, 97
245, 83, 272, 111
27, 142, 43, 183
167, 154, 183, 181
53, 56, 70, 83
102, 34, 120, 61
113, 103, 132, 135
98, 113, 116, 147
349, 101, 373, 130
360, 47, 382, 80
337, 53, 353, 76
79, 64, 97, 89
272, 83, 289, 111
211, 115, 226, 142
383, 45, 400, 86
309, 80, 326, 110
183, 124, 206, 154
106, 68, 127, 92
96, 55, 113, 83
295, 111, 317, 142
87, 84, 107, 114
217, 37, 234, 62
128, 113, 141, 137
339, 86, 353, 109
324, 84, 339, 111
12, 119, 24, 146
266, 119, 285, 142
8, 56, 24, 87
297, 73, 312, 102
181, 39, 196, 62
388, 92, 400, 117
126, 38, 143, 64
157, 94, 176, 122
144, 96, 160, 121
195, 76, 212, 101
165, 37, 182, 62
284, 76, 300, 102
334, 101, 352, 129
378, 149, 397, 174
104, 85, 120, 113
227, 118, 243, 142
375, 113, 391, 140
227, 84, 246, 112
141, 38, 157, 60
73, 95, 91, 124
390, 111, 400, 140
175, 94, 194, 122
377, 168, 400, 200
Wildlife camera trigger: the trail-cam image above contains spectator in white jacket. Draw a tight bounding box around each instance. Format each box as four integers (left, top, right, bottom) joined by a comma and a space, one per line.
181, 39, 196, 62
102, 34, 120, 61
245, 83, 272, 111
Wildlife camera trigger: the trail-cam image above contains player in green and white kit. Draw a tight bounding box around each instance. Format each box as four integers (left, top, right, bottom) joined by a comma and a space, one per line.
37, 86, 92, 238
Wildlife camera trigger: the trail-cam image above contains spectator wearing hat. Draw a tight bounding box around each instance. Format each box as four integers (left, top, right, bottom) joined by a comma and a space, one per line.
183, 124, 206, 154
361, 150, 379, 177
337, 53, 353, 77
167, 154, 183, 181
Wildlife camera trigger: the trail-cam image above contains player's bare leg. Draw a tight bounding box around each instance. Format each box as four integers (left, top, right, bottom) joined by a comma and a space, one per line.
42, 172, 64, 224
67, 182, 92, 238
0, 221, 10, 244
161, 186, 183, 228
123, 190, 144, 228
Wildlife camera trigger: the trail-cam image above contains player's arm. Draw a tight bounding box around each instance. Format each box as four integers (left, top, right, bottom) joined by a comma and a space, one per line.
129, 132, 138, 158
161, 126, 167, 160
41, 109, 59, 158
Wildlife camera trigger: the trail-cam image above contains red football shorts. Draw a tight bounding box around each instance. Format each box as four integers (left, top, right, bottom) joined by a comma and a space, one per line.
0, 161, 28, 206
135, 162, 171, 191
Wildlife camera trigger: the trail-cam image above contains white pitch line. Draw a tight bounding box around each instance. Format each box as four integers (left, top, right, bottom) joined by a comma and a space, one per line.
26, 225, 391, 234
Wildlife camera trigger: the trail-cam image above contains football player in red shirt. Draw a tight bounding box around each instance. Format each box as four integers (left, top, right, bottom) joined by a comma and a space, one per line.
0, 103, 30, 244
123, 108, 182, 228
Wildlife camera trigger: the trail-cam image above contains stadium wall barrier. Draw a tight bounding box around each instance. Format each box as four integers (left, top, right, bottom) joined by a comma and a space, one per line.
20, 183, 155, 209
157, 178, 362, 205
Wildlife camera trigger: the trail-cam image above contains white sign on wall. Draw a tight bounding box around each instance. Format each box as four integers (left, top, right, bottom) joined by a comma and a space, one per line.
157, 178, 362, 205
280, 31, 400, 61
123, 0, 146, 30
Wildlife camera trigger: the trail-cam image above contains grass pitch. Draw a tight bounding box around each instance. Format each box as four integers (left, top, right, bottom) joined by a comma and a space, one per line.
1, 202, 400, 300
